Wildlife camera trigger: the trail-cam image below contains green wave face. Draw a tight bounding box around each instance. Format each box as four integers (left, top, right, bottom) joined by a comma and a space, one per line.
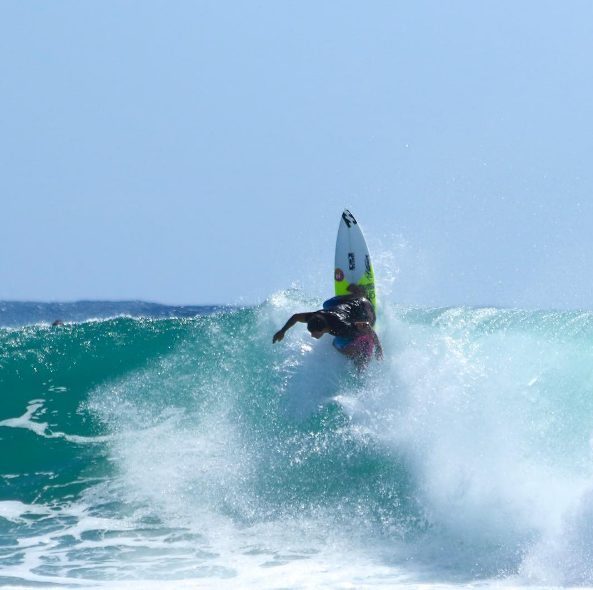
3, 299, 593, 586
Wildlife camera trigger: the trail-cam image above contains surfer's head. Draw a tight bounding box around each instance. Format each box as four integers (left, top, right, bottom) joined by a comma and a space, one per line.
307, 314, 329, 339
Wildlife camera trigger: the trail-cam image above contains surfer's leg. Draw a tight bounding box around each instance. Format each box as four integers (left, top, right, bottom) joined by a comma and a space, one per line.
332, 336, 353, 354
342, 334, 375, 369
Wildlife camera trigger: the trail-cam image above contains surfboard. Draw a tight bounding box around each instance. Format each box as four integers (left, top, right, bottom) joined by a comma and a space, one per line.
334, 209, 376, 309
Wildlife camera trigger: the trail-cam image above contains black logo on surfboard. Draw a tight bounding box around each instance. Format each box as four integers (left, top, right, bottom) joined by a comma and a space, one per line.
348, 252, 355, 270
342, 210, 357, 228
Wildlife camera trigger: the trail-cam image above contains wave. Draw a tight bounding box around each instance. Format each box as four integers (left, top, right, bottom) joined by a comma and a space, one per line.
2, 295, 593, 587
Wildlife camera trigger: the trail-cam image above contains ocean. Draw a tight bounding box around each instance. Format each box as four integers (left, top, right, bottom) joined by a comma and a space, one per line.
2, 294, 593, 589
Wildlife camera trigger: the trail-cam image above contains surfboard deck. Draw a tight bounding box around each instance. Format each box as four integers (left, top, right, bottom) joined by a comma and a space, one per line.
334, 210, 376, 309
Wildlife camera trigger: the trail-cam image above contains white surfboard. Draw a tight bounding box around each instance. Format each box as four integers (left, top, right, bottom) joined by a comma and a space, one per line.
334, 210, 376, 309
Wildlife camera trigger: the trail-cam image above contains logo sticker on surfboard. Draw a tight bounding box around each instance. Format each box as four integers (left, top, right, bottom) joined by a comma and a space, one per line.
335, 268, 345, 281
348, 252, 355, 270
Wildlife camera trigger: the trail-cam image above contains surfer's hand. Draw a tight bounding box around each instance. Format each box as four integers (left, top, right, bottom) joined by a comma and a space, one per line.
273, 330, 285, 343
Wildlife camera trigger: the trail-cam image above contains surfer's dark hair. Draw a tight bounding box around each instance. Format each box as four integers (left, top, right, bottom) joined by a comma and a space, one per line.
307, 314, 328, 333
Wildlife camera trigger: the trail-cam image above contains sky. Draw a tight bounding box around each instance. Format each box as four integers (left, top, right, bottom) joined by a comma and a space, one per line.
2, 1, 593, 309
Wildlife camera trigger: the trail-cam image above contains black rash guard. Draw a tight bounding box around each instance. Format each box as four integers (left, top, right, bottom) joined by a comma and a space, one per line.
317, 298, 375, 339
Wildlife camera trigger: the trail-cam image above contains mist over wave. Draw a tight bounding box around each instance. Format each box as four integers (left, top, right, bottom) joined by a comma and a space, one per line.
2, 296, 593, 588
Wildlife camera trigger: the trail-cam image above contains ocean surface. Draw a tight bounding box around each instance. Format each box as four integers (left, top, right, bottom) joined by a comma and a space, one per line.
2, 294, 593, 589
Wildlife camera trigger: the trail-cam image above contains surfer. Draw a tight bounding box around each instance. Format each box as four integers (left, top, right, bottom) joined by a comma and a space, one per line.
272, 291, 383, 368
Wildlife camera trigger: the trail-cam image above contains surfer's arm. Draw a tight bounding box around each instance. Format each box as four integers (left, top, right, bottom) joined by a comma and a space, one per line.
273, 313, 314, 343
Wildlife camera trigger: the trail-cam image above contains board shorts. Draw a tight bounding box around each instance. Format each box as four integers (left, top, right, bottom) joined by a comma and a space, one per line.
333, 334, 375, 360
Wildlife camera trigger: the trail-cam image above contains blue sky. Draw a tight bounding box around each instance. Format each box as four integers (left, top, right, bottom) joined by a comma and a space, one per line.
2, 1, 593, 308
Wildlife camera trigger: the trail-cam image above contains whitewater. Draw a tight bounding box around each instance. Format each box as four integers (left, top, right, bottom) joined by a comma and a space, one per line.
2, 294, 593, 589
